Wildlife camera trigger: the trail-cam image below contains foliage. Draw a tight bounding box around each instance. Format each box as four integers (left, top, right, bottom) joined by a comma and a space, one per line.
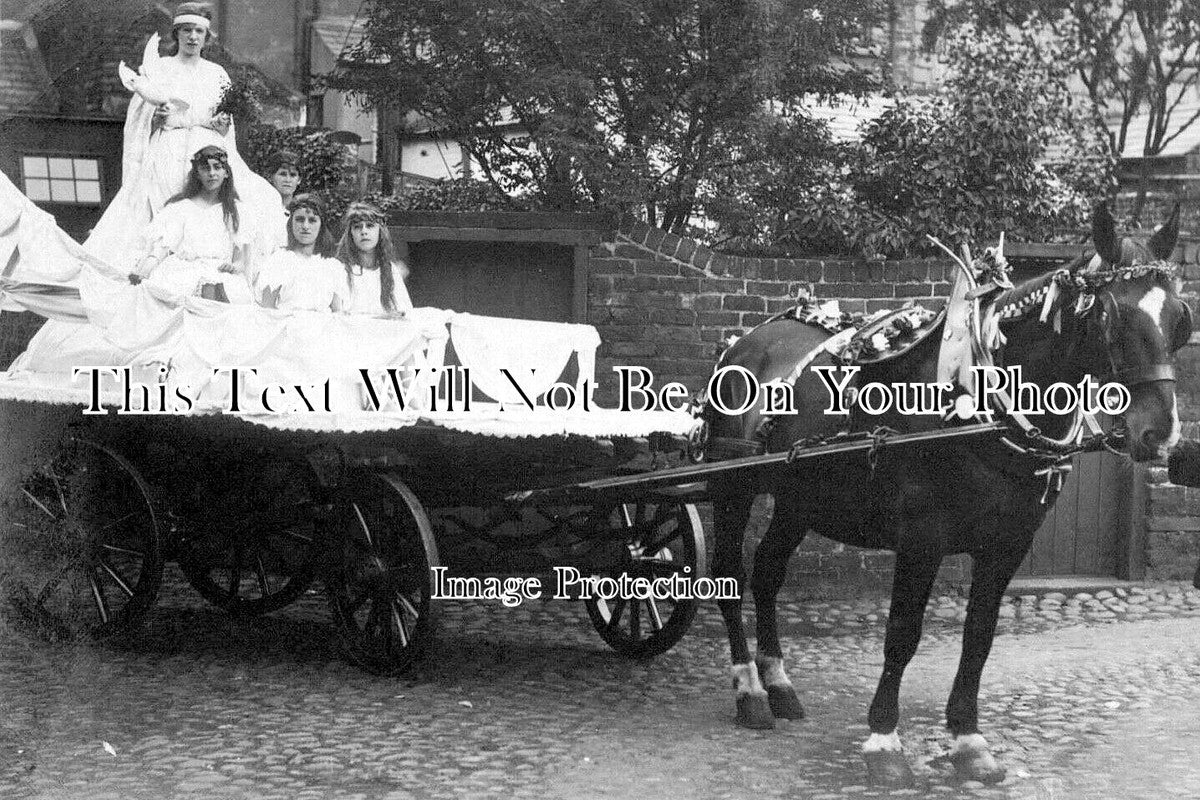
925, 1, 1200, 163
325, 0, 883, 230
742, 25, 1116, 258
214, 65, 265, 128
243, 126, 354, 197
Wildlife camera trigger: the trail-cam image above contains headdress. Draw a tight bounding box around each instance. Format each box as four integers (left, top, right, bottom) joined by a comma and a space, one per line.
191, 145, 228, 166
190, 145, 229, 168
173, 2, 212, 30
342, 201, 385, 226
288, 193, 326, 218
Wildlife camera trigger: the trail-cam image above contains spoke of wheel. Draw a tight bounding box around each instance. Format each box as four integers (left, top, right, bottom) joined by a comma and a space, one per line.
605, 598, 627, 632
396, 592, 421, 621
629, 596, 641, 640
95, 512, 139, 534
50, 471, 69, 518
276, 528, 314, 545
619, 504, 634, 528
254, 555, 271, 598
646, 596, 664, 630
351, 503, 374, 549
21, 488, 58, 521
390, 603, 409, 648
100, 543, 146, 558
89, 570, 110, 624
98, 559, 134, 598
227, 544, 243, 597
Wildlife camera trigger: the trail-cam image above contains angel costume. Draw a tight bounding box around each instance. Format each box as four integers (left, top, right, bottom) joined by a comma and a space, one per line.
86, 34, 281, 273
345, 263, 415, 315
256, 250, 346, 312
133, 197, 255, 305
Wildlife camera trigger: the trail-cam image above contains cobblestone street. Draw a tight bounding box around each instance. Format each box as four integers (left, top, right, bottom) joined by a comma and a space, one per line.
1, 573, 1199, 800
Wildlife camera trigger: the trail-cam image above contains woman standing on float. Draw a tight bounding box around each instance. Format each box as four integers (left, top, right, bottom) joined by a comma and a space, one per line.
85, 2, 279, 273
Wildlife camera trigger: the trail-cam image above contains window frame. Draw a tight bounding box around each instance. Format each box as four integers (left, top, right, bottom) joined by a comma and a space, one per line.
19, 152, 105, 207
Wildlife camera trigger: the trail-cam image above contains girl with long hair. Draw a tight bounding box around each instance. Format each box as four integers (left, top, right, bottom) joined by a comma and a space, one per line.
255, 194, 345, 312
130, 145, 254, 303
334, 202, 414, 315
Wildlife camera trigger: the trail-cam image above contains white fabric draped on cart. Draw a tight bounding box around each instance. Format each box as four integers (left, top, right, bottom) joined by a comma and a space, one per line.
449, 312, 600, 405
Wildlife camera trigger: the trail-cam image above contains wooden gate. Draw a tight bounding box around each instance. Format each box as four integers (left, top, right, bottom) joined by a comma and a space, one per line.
389, 211, 610, 324
407, 240, 576, 322
1017, 451, 1132, 576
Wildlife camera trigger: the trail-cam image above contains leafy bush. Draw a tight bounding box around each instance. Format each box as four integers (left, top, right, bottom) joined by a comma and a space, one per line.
756, 25, 1116, 257
243, 126, 354, 197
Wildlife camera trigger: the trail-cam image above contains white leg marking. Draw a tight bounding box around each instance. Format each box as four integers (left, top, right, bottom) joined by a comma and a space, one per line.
950, 733, 990, 755
756, 655, 792, 688
1138, 286, 1167, 338
862, 732, 903, 753
731, 662, 766, 696
1166, 393, 1181, 450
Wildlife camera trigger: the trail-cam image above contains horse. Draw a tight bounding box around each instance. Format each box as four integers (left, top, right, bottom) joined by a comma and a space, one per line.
702, 206, 1190, 787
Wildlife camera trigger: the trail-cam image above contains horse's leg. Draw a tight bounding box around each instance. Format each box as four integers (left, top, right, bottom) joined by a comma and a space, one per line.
713, 492, 773, 729
752, 489, 806, 720
863, 544, 942, 788
943, 539, 1031, 784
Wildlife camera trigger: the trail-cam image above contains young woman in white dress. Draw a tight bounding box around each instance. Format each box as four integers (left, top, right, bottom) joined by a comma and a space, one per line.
87, 2, 279, 271
334, 202, 414, 315
256, 194, 346, 312
130, 145, 255, 304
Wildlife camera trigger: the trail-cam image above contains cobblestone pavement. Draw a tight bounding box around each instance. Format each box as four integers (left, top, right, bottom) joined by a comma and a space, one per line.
1, 573, 1198, 800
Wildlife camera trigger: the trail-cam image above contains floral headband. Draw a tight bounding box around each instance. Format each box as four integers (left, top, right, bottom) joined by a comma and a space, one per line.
342, 203, 385, 225
288, 193, 326, 218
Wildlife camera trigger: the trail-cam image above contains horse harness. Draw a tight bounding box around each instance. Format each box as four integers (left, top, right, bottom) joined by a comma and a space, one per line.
698, 253, 1177, 504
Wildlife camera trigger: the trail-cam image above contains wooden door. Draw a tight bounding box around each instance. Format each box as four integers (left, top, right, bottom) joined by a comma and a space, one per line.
1017, 451, 1127, 576
406, 241, 575, 322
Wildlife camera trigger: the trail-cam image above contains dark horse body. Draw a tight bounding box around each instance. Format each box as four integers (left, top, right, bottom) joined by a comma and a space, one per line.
704, 209, 1190, 786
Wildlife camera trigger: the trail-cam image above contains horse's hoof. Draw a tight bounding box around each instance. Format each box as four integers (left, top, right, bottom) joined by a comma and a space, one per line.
951, 749, 1006, 784
735, 692, 775, 729
766, 684, 805, 719
863, 750, 916, 788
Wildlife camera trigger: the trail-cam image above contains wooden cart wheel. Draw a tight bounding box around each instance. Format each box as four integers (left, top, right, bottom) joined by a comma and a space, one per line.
8, 438, 163, 641
326, 470, 439, 675
584, 499, 706, 659
180, 457, 320, 616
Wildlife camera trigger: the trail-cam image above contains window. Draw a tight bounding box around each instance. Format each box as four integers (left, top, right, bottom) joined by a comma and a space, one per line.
21, 155, 102, 204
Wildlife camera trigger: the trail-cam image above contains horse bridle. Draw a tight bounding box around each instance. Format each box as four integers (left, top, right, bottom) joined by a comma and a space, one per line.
1093, 283, 1179, 390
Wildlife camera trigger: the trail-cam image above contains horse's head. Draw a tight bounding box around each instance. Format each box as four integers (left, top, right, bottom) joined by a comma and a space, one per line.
1073, 205, 1191, 461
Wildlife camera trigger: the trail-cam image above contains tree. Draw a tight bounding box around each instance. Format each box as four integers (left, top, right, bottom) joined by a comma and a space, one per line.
324, 0, 882, 230
770, 25, 1110, 257
925, 0, 1200, 221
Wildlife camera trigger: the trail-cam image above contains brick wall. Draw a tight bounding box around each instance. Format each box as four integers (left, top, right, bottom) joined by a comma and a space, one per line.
589, 220, 1200, 588
588, 219, 951, 399
589, 219, 967, 590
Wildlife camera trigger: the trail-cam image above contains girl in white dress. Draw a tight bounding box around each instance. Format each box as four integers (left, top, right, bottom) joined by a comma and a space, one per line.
256, 194, 346, 312
87, 2, 280, 272
334, 202, 414, 315
131, 145, 255, 304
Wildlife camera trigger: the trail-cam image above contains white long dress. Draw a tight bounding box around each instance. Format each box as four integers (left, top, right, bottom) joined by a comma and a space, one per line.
135, 198, 255, 305
256, 250, 347, 312
345, 261, 414, 314
86, 35, 281, 274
